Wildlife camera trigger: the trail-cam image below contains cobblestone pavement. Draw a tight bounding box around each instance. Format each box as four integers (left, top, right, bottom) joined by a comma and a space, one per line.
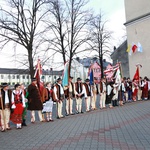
0, 100, 150, 150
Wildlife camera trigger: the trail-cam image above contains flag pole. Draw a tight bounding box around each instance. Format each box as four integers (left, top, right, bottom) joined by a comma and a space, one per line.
0, 88, 6, 130
136, 63, 142, 82
68, 62, 70, 115
119, 62, 123, 78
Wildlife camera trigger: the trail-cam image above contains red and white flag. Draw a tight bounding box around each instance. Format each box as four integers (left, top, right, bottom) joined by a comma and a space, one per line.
34, 59, 44, 96
133, 66, 139, 81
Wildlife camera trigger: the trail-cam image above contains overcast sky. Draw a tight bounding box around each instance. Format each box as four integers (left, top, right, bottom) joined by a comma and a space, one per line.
0, 0, 126, 69
88, 0, 126, 44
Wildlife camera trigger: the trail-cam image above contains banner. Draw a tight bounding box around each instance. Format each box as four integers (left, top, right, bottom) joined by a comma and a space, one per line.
34, 59, 44, 96
62, 61, 69, 87
88, 62, 101, 83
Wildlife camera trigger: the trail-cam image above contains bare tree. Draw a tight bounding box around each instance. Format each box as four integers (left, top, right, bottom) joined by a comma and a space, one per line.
46, 0, 93, 74
88, 12, 113, 78
0, 0, 50, 78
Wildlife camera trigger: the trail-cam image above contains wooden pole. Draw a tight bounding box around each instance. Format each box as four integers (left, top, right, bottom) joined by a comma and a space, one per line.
0, 88, 6, 130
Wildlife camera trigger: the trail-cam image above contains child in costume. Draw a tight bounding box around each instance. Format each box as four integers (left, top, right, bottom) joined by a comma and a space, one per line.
11, 84, 25, 129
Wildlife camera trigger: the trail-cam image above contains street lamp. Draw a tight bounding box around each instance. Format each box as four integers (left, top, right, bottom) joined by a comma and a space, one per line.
50, 68, 53, 83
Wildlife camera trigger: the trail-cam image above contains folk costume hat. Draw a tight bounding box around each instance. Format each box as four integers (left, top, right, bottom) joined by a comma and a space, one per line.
85, 78, 90, 82
77, 77, 82, 81
57, 77, 62, 82
1, 82, 9, 87
69, 76, 73, 79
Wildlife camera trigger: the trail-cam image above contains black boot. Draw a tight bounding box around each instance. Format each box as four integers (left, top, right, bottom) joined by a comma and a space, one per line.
112, 101, 115, 107
22, 119, 27, 126
115, 100, 118, 106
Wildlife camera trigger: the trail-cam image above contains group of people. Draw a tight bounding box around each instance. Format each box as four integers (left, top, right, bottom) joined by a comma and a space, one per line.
0, 75, 150, 132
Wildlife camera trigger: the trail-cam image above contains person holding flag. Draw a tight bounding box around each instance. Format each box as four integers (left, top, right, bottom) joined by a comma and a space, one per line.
64, 76, 75, 116
91, 77, 99, 110
132, 64, 141, 101
62, 61, 75, 116
27, 78, 43, 123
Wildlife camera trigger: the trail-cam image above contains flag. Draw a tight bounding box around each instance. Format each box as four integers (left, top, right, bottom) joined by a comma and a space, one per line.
34, 59, 44, 96
137, 42, 143, 52
115, 68, 122, 84
89, 69, 94, 85
133, 66, 139, 81
126, 45, 131, 53
132, 44, 137, 53
62, 61, 69, 87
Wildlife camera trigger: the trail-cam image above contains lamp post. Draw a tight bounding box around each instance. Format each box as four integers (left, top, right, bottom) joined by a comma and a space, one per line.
50, 68, 53, 83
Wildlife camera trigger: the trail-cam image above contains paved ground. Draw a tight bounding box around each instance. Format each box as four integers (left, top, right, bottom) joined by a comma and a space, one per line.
0, 100, 150, 150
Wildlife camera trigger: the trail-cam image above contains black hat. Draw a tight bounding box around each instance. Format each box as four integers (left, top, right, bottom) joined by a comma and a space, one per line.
1, 82, 9, 87
69, 76, 73, 79
85, 78, 90, 82
77, 77, 82, 81
57, 77, 62, 82
14, 83, 21, 89
32, 78, 37, 81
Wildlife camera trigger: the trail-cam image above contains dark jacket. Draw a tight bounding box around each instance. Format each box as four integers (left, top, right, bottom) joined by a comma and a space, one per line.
0, 89, 12, 110
27, 83, 43, 110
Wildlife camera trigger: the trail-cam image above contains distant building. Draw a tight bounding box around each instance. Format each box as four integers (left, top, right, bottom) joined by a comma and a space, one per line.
124, 0, 150, 78
75, 57, 110, 70
0, 68, 62, 86
111, 40, 129, 78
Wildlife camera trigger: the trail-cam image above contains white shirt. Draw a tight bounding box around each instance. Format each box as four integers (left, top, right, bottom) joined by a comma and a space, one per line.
4, 90, 9, 104
11, 90, 25, 106
54, 83, 64, 100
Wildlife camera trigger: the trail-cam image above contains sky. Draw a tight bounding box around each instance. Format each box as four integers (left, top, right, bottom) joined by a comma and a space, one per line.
88, 0, 126, 44
0, 0, 126, 69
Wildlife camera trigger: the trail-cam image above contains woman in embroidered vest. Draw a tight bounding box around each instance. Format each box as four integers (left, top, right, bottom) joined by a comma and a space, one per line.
42, 82, 54, 122
11, 84, 25, 129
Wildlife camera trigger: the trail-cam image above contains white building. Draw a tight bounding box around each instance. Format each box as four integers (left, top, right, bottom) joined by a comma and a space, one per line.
124, 0, 150, 78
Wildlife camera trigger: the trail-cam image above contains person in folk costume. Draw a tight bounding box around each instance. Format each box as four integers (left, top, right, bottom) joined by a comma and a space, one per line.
74, 77, 85, 113
20, 83, 28, 126
123, 77, 128, 102
138, 77, 144, 100
100, 78, 107, 109
11, 84, 25, 129
0, 83, 12, 132
112, 82, 119, 107
118, 78, 126, 106
148, 78, 150, 99
106, 81, 114, 108
42, 82, 54, 122
132, 79, 139, 101
142, 77, 149, 100
91, 77, 100, 110
53, 78, 65, 119
126, 78, 133, 102
83, 78, 93, 112
64, 76, 75, 116
27, 78, 43, 123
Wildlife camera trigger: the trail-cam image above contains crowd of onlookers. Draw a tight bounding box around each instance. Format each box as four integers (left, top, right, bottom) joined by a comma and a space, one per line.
0, 75, 149, 132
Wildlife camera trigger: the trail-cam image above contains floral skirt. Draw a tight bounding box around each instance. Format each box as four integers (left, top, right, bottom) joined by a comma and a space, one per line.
42, 100, 53, 113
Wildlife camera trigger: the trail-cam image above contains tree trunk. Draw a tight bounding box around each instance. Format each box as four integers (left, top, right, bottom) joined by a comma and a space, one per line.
28, 48, 34, 80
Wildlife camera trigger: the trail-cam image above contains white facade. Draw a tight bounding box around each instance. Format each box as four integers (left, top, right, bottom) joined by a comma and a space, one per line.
71, 59, 88, 82
124, 0, 150, 78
